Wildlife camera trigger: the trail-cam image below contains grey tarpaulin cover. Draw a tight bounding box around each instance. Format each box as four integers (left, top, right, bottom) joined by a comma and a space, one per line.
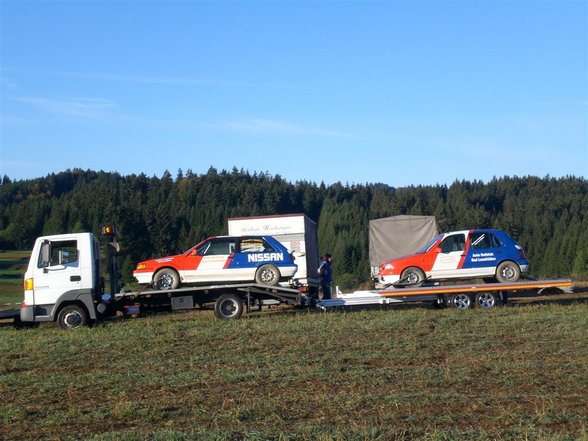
369, 215, 439, 270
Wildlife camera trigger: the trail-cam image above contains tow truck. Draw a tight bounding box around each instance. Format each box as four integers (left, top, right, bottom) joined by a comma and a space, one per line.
0, 226, 575, 328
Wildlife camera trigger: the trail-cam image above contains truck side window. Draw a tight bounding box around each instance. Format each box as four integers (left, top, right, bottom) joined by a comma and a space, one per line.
37, 240, 78, 268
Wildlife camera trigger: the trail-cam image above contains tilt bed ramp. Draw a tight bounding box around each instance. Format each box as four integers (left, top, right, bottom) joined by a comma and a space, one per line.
114, 279, 573, 320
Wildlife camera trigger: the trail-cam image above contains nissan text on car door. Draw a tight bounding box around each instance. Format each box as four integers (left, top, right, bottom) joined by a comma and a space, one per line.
133, 235, 298, 289
378, 229, 529, 286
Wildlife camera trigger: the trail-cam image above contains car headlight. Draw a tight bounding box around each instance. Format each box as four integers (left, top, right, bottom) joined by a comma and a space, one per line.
384, 263, 394, 270
136, 263, 146, 270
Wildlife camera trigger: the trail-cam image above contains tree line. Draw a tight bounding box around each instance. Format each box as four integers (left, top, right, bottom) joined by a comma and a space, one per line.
1, 169, 587, 288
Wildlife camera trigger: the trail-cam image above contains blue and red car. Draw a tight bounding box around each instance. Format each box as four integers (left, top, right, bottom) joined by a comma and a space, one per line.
133, 235, 298, 289
378, 229, 529, 286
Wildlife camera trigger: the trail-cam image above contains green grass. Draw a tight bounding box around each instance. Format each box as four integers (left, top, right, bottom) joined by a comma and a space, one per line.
1, 303, 587, 440
0, 250, 29, 306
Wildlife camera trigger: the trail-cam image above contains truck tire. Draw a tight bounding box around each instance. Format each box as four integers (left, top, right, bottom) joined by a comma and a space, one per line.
57, 304, 89, 329
255, 264, 280, 286
153, 268, 180, 290
400, 267, 425, 287
495, 261, 520, 283
214, 293, 244, 320
475, 292, 497, 309
451, 293, 472, 309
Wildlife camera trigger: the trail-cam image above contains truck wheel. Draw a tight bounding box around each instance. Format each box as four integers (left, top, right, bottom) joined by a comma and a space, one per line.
475, 292, 497, 309
153, 268, 180, 290
57, 305, 89, 329
495, 261, 520, 283
255, 264, 280, 286
214, 294, 244, 320
400, 267, 425, 286
451, 293, 472, 309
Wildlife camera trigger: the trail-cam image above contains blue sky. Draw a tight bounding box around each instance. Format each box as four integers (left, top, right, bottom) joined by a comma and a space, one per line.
1, 0, 586, 187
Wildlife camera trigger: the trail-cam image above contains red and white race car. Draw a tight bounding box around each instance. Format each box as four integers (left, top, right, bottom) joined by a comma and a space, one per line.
378, 229, 529, 286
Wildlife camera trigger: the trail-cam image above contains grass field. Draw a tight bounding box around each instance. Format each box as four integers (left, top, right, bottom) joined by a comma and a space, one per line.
0, 250, 29, 307
1, 299, 587, 441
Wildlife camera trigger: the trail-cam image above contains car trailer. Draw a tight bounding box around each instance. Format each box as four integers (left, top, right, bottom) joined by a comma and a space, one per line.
317, 279, 574, 311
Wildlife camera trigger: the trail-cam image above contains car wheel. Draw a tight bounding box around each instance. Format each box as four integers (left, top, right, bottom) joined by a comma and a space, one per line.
451, 293, 472, 309
255, 264, 280, 286
400, 267, 425, 286
475, 292, 497, 309
214, 293, 244, 320
153, 268, 180, 290
495, 261, 521, 283
57, 304, 89, 329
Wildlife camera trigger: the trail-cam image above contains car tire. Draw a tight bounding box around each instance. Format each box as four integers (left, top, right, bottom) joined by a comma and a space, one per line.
57, 304, 89, 329
255, 264, 280, 286
400, 267, 425, 287
153, 268, 180, 290
495, 261, 521, 283
214, 293, 244, 320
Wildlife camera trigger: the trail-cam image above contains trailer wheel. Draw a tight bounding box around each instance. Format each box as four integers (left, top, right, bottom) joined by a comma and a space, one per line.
451, 293, 472, 309
495, 261, 521, 283
400, 267, 425, 287
475, 292, 497, 309
255, 264, 280, 286
57, 304, 89, 329
153, 268, 180, 290
214, 294, 244, 320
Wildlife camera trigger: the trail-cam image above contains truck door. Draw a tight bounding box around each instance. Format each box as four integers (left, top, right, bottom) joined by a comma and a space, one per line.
33, 239, 83, 307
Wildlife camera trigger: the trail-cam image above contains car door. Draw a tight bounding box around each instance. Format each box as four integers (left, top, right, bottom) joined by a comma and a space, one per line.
430, 232, 467, 278
192, 238, 238, 282
462, 231, 501, 276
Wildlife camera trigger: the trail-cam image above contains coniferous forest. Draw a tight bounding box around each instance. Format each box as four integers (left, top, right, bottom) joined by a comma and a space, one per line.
1, 169, 587, 289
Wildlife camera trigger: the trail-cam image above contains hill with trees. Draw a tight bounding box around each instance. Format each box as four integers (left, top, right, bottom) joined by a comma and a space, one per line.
1, 169, 586, 288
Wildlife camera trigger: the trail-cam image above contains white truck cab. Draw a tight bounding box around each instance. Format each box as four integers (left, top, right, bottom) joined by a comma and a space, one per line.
21, 232, 103, 327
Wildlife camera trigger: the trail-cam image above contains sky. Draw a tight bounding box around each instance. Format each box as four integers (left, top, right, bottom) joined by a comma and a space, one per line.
0, 0, 586, 188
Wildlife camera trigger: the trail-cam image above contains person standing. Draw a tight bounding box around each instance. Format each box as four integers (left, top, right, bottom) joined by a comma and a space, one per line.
318, 253, 333, 300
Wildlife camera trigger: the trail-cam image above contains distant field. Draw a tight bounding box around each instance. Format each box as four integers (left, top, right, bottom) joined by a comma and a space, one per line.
1, 299, 586, 441
0, 250, 30, 306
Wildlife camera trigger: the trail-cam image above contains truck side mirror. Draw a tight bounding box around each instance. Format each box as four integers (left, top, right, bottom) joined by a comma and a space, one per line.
40, 240, 51, 270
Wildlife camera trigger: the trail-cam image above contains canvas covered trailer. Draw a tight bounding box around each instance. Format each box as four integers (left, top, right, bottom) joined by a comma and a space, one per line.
369, 215, 439, 280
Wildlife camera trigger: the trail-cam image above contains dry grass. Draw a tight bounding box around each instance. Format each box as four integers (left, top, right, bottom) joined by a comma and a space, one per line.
1, 299, 587, 441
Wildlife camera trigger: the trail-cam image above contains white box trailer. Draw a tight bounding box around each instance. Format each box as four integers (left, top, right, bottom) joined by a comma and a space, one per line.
228, 214, 319, 287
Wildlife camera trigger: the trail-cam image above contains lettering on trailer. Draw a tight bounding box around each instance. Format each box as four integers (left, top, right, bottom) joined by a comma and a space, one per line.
247, 252, 284, 263
470, 252, 496, 263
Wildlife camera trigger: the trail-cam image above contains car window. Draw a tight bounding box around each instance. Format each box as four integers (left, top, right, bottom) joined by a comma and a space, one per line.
470, 232, 501, 249
198, 239, 236, 256
439, 234, 466, 253
240, 238, 275, 253
418, 235, 443, 253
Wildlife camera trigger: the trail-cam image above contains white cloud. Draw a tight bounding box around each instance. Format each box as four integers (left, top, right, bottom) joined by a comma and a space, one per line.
14, 97, 116, 119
